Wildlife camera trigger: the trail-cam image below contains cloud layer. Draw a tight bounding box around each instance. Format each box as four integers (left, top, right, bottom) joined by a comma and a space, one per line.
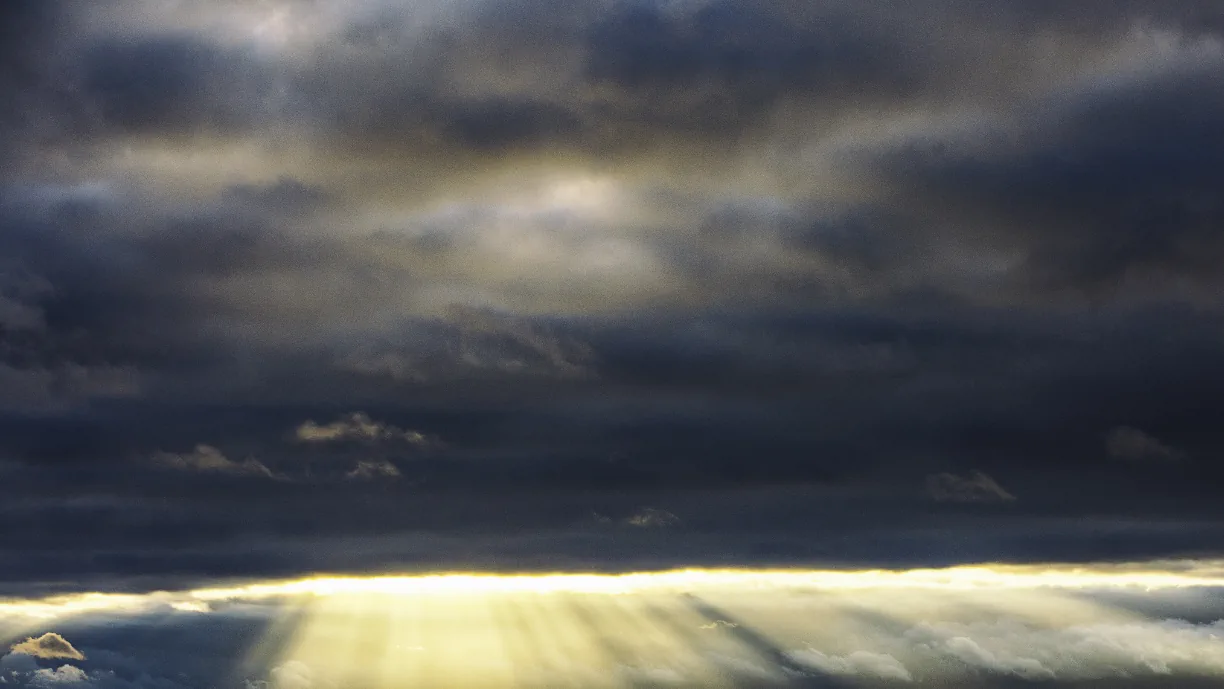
0, 0, 1222, 585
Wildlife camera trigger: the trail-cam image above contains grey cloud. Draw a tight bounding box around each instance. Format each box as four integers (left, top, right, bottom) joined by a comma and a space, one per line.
870, 36, 1224, 302
151, 445, 277, 479
447, 306, 596, 379
1106, 427, 1183, 464
76, 36, 277, 138
926, 471, 1016, 504
1, 0, 1224, 591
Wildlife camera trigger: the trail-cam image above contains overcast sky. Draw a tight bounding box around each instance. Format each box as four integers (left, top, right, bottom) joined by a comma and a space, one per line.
2, 0, 1224, 596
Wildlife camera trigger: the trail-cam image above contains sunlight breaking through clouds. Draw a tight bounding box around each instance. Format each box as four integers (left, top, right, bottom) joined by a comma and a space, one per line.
3, 561, 1224, 687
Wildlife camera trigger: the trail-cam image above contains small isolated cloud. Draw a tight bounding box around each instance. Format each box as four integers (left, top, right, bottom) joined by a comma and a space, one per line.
345, 459, 402, 481
152, 444, 277, 479
926, 471, 1016, 503
699, 619, 739, 630
786, 649, 913, 682
294, 412, 436, 446
10, 633, 85, 661
624, 507, 681, 528
1105, 426, 1183, 463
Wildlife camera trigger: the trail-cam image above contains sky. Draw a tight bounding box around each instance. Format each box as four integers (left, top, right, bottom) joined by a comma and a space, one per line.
2, 0, 1224, 685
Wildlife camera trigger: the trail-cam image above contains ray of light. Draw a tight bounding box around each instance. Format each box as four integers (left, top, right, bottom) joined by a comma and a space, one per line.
5, 561, 1224, 686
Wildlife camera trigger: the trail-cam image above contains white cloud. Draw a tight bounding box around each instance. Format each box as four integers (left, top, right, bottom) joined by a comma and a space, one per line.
10, 634, 85, 661
906, 618, 1224, 680
294, 412, 436, 446
29, 665, 89, 687
941, 635, 1054, 679
169, 600, 212, 614
151, 445, 277, 479
269, 660, 317, 689
926, 470, 1016, 503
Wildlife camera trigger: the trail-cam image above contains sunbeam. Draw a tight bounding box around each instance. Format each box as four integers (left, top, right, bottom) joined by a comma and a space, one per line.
6, 560, 1224, 687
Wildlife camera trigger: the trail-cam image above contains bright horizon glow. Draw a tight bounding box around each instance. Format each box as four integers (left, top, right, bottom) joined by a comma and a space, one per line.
5, 559, 1224, 622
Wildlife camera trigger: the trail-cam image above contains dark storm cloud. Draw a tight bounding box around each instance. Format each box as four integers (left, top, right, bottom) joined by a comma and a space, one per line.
926, 471, 1017, 504
1, 0, 1224, 589
870, 42, 1224, 300
77, 37, 275, 137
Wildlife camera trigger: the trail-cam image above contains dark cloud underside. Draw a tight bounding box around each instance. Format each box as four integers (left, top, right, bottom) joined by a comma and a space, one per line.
0, 0, 1222, 588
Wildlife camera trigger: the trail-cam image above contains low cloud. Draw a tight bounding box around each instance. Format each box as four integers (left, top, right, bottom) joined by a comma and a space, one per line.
1106, 426, 1183, 463
152, 445, 277, 479
294, 413, 436, 446
906, 618, 1224, 680
29, 664, 89, 686
785, 649, 913, 682
926, 471, 1017, 503
9, 633, 85, 661
940, 635, 1054, 679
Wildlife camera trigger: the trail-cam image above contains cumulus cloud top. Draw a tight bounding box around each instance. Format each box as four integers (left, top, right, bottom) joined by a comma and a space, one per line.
9, 634, 84, 662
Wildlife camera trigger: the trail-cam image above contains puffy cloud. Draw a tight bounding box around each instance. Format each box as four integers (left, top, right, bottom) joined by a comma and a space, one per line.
9, 634, 85, 661
1106, 426, 1184, 463
785, 649, 913, 682
293, 413, 435, 446
926, 471, 1016, 503
941, 635, 1054, 679
28, 665, 89, 687
906, 618, 1224, 680
151, 445, 277, 479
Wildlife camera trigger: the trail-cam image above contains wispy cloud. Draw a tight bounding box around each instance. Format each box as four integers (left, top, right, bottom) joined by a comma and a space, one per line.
294, 412, 437, 446
152, 445, 278, 479
926, 471, 1017, 503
